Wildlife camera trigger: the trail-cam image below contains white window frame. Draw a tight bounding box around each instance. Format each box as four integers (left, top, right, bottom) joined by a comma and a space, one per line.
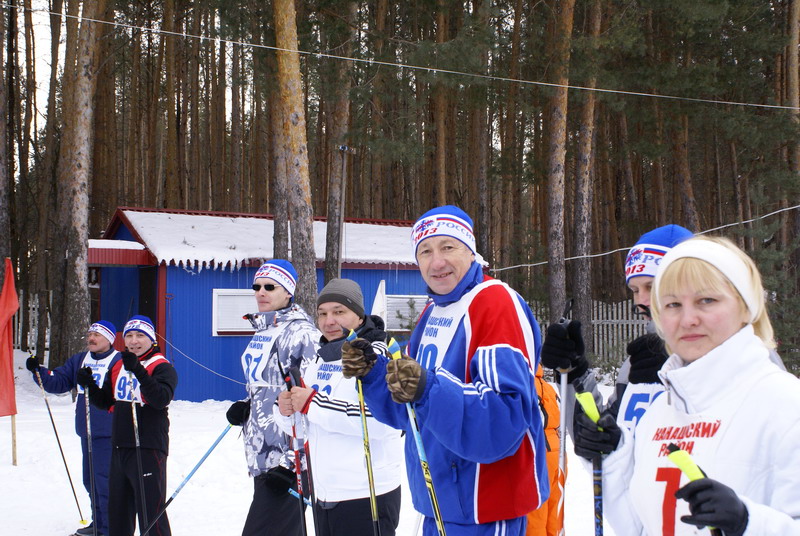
212, 288, 256, 336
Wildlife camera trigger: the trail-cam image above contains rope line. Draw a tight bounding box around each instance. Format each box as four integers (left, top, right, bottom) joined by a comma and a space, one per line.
159, 333, 246, 386
489, 203, 800, 273
10, 2, 800, 111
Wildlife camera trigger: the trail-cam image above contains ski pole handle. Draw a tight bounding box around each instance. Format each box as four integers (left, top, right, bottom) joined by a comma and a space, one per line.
666, 444, 706, 481
666, 444, 722, 536
575, 381, 604, 536
575, 391, 601, 426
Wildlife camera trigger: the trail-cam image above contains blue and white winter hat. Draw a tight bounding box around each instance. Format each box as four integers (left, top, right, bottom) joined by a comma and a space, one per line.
625, 224, 693, 283
88, 320, 117, 346
253, 259, 298, 296
411, 205, 476, 256
123, 315, 156, 343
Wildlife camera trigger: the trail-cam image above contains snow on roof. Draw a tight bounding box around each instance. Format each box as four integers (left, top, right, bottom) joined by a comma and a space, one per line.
121, 209, 417, 269
88, 238, 146, 250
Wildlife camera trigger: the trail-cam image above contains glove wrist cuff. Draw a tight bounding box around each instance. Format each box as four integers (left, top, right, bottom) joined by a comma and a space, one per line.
412, 368, 428, 402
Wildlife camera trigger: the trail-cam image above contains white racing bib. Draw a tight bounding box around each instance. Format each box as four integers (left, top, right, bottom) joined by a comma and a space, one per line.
112, 355, 168, 404
77, 351, 118, 394
240, 321, 290, 387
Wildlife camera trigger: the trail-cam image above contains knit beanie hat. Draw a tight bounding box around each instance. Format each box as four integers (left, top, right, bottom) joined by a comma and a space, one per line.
123, 315, 156, 343
88, 320, 117, 346
253, 259, 298, 295
317, 278, 365, 318
411, 205, 476, 256
625, 224, 693, 283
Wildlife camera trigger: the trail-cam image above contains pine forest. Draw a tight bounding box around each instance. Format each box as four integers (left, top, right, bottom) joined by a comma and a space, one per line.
0, 0, 798, 371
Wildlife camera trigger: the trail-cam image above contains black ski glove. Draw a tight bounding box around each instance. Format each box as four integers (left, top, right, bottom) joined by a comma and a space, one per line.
226, 400, 251, 426
573, 402, 621, 460
263, 465, 297, 493
121, 351, 143, 373
341, 338, 378, 379
627, 333, 668, 384
26, 356, 40, 372
541, 321, 589, 382
675, 478, 748, 536
76, 366, 99, 392
386, 355, 426, 404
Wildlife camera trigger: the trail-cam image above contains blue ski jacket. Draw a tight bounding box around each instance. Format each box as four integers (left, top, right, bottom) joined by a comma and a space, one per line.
31, 348, 120, 438
361, 262, 549, 526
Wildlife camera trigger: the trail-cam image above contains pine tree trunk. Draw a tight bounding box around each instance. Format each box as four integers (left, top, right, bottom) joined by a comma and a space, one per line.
163, 0, 180, 207
572, 0, 601, 354
91, 3, 117, 236
187, 5, 202, 210
469, 0, 491, 261
274, 0, 317, 311
546, 0, 576, 323
324, 1, 357, 284
52, 0, 106, 366
618, 112, 638, 221
267, 49, 289, 259
33, 0, 63, 359
787, 0, 799, 264
671, 114, 699, 231
230, 43, 243, 212
0, 2, 9, 279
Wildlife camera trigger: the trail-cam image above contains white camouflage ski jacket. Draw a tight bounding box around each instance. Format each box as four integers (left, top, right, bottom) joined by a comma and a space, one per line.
238, 305, 319, 477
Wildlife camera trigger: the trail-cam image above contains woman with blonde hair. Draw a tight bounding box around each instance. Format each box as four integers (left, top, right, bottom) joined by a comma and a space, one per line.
574, 236, 800, 535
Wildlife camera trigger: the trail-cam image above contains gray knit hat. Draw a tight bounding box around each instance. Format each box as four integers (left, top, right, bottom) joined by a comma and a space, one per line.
317, 278, 365, 318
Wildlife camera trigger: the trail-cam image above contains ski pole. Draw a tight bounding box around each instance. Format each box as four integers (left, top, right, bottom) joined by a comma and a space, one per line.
276, 359, 309, 536
129, 372, 149, 535
386, 338, 447, 536
666, 444, 723, 536
575, 387, 603, 536
556, 299, 573, 535
289, 488, 313, 506
33, 365, 89, 528
289, 368, 320, 535
345, 329, 382, 536
83, 389, 98, 536
141, 424, 233, 536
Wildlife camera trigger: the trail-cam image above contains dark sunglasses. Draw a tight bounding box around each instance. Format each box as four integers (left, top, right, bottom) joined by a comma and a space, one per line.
252, 283, 278, 292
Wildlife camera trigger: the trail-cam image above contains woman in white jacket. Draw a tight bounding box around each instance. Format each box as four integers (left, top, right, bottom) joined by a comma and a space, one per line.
576, 236, 800, 535
276, 278, 403, 536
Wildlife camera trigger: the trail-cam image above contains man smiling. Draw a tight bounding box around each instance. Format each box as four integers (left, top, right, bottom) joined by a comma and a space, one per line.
342, 205, 549, 535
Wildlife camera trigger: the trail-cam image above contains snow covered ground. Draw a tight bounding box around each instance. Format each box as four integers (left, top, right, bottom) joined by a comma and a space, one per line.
1, 350, 615, 535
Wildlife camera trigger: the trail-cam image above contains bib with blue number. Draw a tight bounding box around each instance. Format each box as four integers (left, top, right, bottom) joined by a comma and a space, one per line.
77, 351, 118, 395
113, 355, 169, 404
240, 321, 290, 387
416, 280, 500, 371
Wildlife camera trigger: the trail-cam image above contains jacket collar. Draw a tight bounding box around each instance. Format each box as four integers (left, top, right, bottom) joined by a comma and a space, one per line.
658, 324, 769, 413
428, 261, 485, 306
247, 304, 310, 332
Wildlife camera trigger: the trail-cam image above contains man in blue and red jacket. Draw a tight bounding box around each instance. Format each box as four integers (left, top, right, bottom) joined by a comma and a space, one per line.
78, 315, 178, 536
26, 320, 120, 536
342, 205, 549, 536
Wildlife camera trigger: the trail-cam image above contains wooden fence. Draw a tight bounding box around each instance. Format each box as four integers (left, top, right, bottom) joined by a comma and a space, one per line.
530, 299, 647, 371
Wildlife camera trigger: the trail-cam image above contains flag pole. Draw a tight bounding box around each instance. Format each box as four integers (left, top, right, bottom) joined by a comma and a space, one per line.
11, 414, 17, 465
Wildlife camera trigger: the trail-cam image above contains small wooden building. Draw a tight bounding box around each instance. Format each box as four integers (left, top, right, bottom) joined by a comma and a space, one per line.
89, 207, 426, 402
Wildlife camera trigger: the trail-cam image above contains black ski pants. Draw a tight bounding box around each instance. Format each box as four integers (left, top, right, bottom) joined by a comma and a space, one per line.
107, 446, 170, 536
313, 486, 402, 536
242, 469, 309, 536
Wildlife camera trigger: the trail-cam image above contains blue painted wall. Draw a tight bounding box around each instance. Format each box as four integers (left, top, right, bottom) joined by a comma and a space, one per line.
160, 264, 426, 402
98, 267, 139, 334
